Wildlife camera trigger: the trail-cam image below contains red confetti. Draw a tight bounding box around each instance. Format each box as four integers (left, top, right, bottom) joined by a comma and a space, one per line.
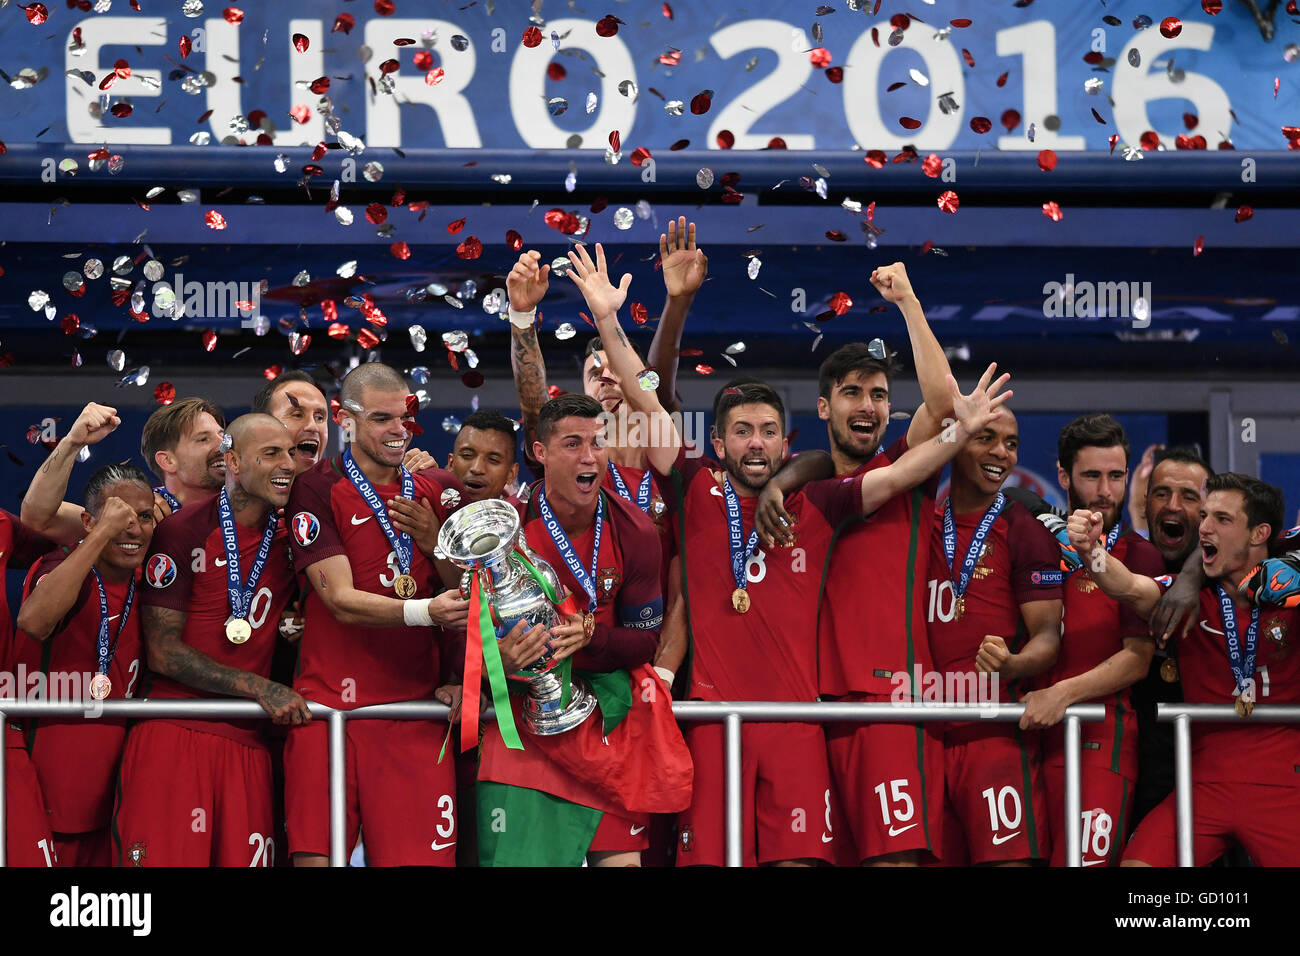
202, 329, 218, 352
309, 76, 330, 94
961, 48, 975, 69
825, 230, 848, 242
547, 61, 565, 81
1184, 112, 1199, 130
379, 58, 400, 76
222, 7, 244, 24
663, 2, 673, 17
996, 72, 1008, 88
425, 68, 445, 86
110, 103, 133, 118
809, 47, 832, 68
462, 371, 485, 389
695, 364, 715, 375
899, 116, 923, 131
321, 300, 338, 323
391, 241, 411, 259
311, 142, 327, 161
918, 240, 935, 256
366, 203, 388, 225
1001, 109, 1020, 133
1193, 235, 1205, 256
446, 217, 467, 234
659, 50, 682, 67
154, 382, 176, 406
1275, 77, 1281, 100
1091, 108, 1106, 125
866, 201, 876, 223
826, 67, 844, 84
333, 13, 355, 33
969, 116, 992, 134
720, 189, 745, 204
630, 147, 651, 166
205, 210, 227, 230
61, 314, 80, 335
1037, 149, 1057, 172
522, 25, 543, 48
937, 190, 959, 214
922, 154, 943, 178
1289, 0, 1298, 13
670, 139, 690, 150
179, 35, 192, 58
951, 18, 972, 28
357, 328, 380, 349
1041, 201, 1063, 222
302, 164, 324, 177
99, 74, 117, 92
293, 33, 310, 53
690, 92, 712, 115
1283, 126, 1300, 149
506, 229, 523, 251
1202, 0, 1222, 12
630, 302, 649, 325
829, 291, 853, 316
374, 0, 395, 14
263, 365, 282, 382
1235, 205, 1253, 223
1140, 130, 1159, 151
890, 13, 910, 30
716, 130, 735, 149
21, 3, 48, 25
864, 149, 887, 168
1083, 51, 1104, 66
547, 385, 565, 400
596, 14, 622, 37
1109, 134, 1120, 153
456, 236, 483, 260
609, 130, 621, 152
327, 322, 349, 340
1160, 16, 1182, 38
289, 104, 312, 124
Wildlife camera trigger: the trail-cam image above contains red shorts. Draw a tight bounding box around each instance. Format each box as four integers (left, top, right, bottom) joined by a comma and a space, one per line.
1123, 782, 1300, 867
588, 808, 651, 855
1043, 761, 1133, 867
54, 828, 112, 868
283, 718, 457, 866
4, 741, 55, 867
826, 696, 944, 863
677, 721, 835, 867
112, 721, 274, 867
942, 729, 1051, 865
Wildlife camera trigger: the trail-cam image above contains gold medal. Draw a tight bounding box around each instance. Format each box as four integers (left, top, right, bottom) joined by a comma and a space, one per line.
393, 573, 418, 598
1160, 658, 1179, 683
731, 587, 750, 614
954, 595, 966, 621
89, 673, 112, 700
1235, 695, 1254, 718
226, 618, 253, 644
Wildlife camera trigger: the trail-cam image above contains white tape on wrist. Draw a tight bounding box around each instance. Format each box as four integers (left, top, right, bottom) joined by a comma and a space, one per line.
404, 599, 434, 627
508, 306, 537, 330
654, 666, 675, 686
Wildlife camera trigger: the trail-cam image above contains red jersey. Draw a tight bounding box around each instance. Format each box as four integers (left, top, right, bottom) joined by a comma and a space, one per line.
1159, 579, 1300, 787
925, 498, 1063, 703
14, 549, 142, 832
287, 457, 465, 709
517, 482, 663, 673
817, 435, 939, 698
0, 510, 56, 748
603, 459, 675, 593
1040, 530, 1164, 777
140, 493, 297, 746
653, 445, 865, 702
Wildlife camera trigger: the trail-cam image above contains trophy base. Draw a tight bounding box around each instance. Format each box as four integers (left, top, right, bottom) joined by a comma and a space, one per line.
522, 675, 598, 736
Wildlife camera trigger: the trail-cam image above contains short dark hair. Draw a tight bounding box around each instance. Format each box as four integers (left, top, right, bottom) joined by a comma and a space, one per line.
537, 393, 604, 443
1206, 473, 1285, 553
83, 463, 152, 515
1058, 413, 1131, 474
817, 341, 902, 400
584, 335, 646, 366
458, 410, 519, 444
1154, 444, 1213, 477
339, 362, 407, 410
251, 369, 326, 415
140, 397, 227, 480
713, 377, 785, 435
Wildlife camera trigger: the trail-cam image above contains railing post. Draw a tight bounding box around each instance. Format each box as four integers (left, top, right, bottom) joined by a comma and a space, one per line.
0, 711, 7, 869
1174, 713, 1194, 868
724, 712, 742, 868
1064, 713, 1082, 868
329, 710, 347, 867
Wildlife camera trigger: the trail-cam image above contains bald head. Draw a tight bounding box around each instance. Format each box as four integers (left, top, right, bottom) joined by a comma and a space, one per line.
226, 413, 289, 453
224, 414, 296, 510
340, 362, 408, 411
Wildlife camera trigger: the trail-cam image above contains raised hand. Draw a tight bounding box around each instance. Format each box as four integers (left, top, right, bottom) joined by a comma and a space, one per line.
869, 262, 916, 305
566, 242, 631, 320
507, 250, 551, 313
67, 402, 121, 447
660, 216, 708, 298
1067, 508, 1105, 556
946, 363, 1012, 439
402, 448, 437, 473
93, 496, 137, 539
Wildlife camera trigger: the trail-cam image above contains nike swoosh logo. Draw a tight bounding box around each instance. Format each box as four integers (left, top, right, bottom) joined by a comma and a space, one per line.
1082, 858, 1107, 867
820, 833, 833, 843
430, 840, 456, 851
629, 825, 646, 835
107, 614, 120, 623
991, 831, 1021, 846
351, 514, 373, 525
888, 823, 918, 837
709, 486, 723, 498
214, 558, 226, 567
1199, 619, 1225, 636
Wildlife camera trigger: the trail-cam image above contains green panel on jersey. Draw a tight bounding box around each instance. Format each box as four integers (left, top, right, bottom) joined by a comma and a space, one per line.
477, 781, 602, 867
1110, 696, 1127, 775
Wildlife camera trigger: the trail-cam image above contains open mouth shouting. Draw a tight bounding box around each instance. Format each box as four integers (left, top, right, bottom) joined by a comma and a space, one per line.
1200, 538, 1220, 570
295, 438, 320, 461
1155, 514, 1189, 548
575, 471, 599, 494
847, 417, 878, 442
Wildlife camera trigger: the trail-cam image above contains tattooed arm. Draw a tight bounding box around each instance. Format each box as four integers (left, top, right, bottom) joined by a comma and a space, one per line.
507, 251, 552, 466
21, 402, 122, 546
142, 605, 312, 724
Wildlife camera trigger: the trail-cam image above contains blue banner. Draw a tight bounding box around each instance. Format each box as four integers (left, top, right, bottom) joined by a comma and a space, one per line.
0, 0, 1294, 154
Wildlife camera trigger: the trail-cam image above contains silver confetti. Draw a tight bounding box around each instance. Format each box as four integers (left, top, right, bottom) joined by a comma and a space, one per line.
909, 68, 929, 86
410, 366, 430, 385
442, 330, 469, 352
363, 161, 384, 182
62, 271, 84, 293
586, 91, 597, 113
27, 290, 50, 311
565, 169, 577, 192
555, 322, 577, 341
292, 270, 311, 287
181, 0, 204, 16
1084, 77, 1104, 95
548, 97, 568, 116
551, 257, 572, 277
334, 206, 354, 225
747, 257, 761, 280
442, 416, 462, 433
444, 295, 464, 310
491, 173, 513, 185
696, 168, 714, 189
107, 349, 126, 371
618, 79, 637, 98
1127, 48, 1141, 68
815, 178, 828, 199
337, 260, 358, 278
84, 258, 103, 279
274, 153, 290, 173
725, 341, 747, 355
665, 100, 685, 116
409, 325, 427, 351
613, 206, 634, 230
636, 368, 660, 391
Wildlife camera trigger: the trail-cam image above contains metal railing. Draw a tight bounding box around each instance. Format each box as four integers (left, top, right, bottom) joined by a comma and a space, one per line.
0, 698, 1105, 868
1158, 703, 1300, 868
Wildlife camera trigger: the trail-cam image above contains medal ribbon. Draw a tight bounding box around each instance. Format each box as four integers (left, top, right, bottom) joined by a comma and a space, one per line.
722, 475, 761, 595
91, 569, 135, 680
606, 460, 653, 515
342, 448, 414, 574
218, 487, 280, 623
943, 492, 1006, 598
535, 486, 603, 613
153, 484, 182, 513
1217, 583, 1260, 698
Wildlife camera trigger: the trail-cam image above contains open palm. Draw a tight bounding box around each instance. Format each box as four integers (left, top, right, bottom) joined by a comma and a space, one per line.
948, 363, 1012, 436
567, 242, 631, 318
660, 216, 708, 297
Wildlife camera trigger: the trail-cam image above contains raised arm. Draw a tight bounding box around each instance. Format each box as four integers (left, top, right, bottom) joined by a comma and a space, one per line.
142, 604, 311, 724
566, 242, 680, 476
1067, 509, 1164, 619
858, 364, 1012, 516
22, 402, 122, 546
506, 250, 552, 460
303, 553, 468, 629
647, 216, 708, 416
869, 264, 955, 447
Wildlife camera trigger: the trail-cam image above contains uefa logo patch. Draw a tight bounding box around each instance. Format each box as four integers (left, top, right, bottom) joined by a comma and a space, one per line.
145, 554, 177, 589
292, 512, 320, 547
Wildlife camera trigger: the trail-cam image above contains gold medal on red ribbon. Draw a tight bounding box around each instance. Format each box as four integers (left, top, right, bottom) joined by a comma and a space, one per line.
226, 618, 252, 644
394, 573, 418, 598
954, 595, 966, 621
731, 587, 750, 614
89, 673, 111, 700
1160, 658, 1178, 683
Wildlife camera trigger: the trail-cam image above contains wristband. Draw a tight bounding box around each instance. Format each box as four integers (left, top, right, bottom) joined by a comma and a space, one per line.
653, 666, 675, 686
403, 598, 434, 627
507, 306, 537, 330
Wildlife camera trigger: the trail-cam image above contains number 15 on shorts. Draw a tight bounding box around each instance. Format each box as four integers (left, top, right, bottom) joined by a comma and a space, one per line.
874, 779, 917, 837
